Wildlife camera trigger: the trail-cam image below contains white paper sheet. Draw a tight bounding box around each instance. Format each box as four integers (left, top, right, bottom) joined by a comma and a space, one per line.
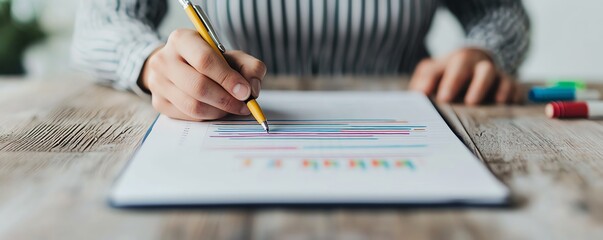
110, 91, 508, 206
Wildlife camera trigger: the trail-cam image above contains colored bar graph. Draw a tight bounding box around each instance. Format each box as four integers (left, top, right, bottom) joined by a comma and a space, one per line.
225, 119, 424, 173
245, 158, 418, 171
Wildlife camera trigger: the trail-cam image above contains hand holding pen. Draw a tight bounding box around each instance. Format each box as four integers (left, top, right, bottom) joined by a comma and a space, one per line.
138, 1, 268, 130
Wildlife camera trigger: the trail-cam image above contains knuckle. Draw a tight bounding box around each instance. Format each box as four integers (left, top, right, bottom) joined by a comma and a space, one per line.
417, 59, 434, 70
169, 29, 189, 42
417, 65, 429, 74
454, 51, 471, 62
198, 52, 215, 70
148, 54, 164, 69
193, 78, 211, 99
183, 100, 204, 117
252, 60, 267, 76
151, 96, 165, 110
147, 76, 158, 91
415, 61, 433, 75
478, 60, 494, 70
418, 59, 433, 67
147, 73, 165, 93
217, 70, 235, 86
218, 96, 237, 111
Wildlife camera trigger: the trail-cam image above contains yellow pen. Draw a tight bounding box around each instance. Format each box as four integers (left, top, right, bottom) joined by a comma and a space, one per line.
177, 0, 270, 133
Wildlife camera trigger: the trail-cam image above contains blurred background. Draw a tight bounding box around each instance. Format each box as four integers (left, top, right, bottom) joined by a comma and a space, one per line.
1, 0, 602, 81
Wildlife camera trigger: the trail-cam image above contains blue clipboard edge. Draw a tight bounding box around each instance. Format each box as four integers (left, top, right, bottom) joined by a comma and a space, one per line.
107, 114, 160, 205
108, 196, 514, 209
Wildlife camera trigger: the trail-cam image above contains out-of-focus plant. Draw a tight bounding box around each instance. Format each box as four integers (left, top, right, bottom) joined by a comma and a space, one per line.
0, 0, 46, 75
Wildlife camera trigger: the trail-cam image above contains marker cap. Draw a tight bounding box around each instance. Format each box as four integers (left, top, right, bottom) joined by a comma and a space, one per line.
546, 101, 603, 119
547, 79, 587, 90
545, 101, 588, 119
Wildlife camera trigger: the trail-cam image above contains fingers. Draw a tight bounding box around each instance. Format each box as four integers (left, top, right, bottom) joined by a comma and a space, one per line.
496, 74, 517, 104
436, 54, 473, 102
151, 96, 200, 121
409, 59, 445, 96
145, 63, 244, 120
225, 50, 267, 98
464, 61, 496, 105
163, 57, 248, 115
154, 76, 238, 120
168, 29, 251, 101
513, 82, 526, 104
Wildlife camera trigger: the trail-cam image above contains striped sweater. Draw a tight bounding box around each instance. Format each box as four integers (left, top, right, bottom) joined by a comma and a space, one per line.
72, 0, 530, 97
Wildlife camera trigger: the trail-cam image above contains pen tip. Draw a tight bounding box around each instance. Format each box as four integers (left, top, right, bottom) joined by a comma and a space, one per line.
261, 121, 270, 134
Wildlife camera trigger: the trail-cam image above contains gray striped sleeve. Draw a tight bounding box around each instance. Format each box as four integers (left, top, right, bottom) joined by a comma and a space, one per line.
71, 0, 167, 97
443, 0, 531, 75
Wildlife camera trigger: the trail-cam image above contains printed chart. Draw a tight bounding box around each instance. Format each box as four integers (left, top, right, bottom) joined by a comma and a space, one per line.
204, 119, 428, 172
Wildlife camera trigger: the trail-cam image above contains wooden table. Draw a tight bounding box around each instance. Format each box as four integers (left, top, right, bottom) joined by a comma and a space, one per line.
1, 74, 603, 240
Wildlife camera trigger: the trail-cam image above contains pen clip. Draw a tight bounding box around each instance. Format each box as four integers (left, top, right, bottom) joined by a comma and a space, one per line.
193, 5, 226, 54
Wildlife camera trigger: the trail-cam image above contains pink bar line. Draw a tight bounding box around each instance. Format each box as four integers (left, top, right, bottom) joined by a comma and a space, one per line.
209, 146, 299, 150
338, 131, 411, 134
211, 121, 410, 125
216, 132, 377, 135
214, 132, 410, 136
210, 135, 376, 138
214, 131, 416, 135
236, 154, 424, 159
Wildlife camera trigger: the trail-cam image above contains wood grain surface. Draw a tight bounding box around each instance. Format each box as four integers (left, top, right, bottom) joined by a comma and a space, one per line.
1, 74, 602, 240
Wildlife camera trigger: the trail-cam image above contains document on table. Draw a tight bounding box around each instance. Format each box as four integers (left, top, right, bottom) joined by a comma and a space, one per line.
110, 91, 509, 207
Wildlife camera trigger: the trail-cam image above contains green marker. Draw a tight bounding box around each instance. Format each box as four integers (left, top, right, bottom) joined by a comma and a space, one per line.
546, 79, 586, 90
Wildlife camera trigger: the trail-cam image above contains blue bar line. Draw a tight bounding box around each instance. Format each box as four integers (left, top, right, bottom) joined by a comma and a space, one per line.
303, 144, 428, 149
212, 119, 399, 122
217, 126, 419, 129
215, 128, 416, 132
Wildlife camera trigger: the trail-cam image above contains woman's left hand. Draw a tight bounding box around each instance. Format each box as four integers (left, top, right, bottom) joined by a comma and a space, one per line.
409, 48, 517, 105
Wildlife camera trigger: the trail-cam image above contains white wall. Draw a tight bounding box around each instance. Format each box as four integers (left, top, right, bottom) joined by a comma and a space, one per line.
427, 0, 603, 81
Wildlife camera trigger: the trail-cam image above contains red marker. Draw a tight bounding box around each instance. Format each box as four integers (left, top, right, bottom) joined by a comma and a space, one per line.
545, 101, 603, 119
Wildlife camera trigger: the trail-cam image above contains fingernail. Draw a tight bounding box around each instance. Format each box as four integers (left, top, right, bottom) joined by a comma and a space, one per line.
240, 105, 251, 115
251, 78, 261, 98
233, 83, 250, 100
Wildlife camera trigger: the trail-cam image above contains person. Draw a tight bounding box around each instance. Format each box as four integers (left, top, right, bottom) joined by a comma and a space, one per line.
72, 0, 530, 121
